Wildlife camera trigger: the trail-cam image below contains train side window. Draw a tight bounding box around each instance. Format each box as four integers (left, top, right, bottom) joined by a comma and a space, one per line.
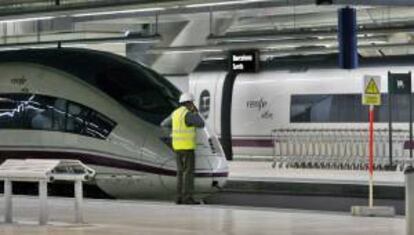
291, 95, 333, 122
84, 111, 116, 139
291, 93, 413, 123
66, 102, 90, 134
27, 95, 55, 130
0, 93, 116, 139
52, 98, 67, 131
0, 95, 26, 128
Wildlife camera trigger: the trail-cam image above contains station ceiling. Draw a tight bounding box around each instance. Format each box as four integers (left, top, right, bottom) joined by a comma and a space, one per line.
1, 0, 414, 73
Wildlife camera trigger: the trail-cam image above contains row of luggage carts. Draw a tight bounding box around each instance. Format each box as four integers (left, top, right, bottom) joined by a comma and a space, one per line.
271, 128, 411, 171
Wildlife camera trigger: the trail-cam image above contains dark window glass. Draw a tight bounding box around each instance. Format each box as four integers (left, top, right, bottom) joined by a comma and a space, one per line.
291, 94, 413, 123
0, 94, 30, 128
95, 67, 179, 125
84, 112, 116, 139
0, 49, 180, 126
66, 102, 89, 134
0, 93, 116, 139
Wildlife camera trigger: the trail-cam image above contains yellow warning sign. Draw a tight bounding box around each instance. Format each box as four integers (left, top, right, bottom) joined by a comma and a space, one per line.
363, 95, 381, 106
365, 79, 380, 94
362, 75, 381, 106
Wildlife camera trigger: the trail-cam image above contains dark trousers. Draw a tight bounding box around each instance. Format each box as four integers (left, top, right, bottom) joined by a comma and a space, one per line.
175, 150, 195, 202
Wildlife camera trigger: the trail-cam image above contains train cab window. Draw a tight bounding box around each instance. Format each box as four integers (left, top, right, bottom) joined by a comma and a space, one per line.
291, 94, 414, 123
96, 68, 178, 125
0, 93, 116, 139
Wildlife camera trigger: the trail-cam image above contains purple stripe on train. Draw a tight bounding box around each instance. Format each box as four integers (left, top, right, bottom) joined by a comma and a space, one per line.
0, 150, 228, 178
231, 139, 274, 148
404, 141, 414, 150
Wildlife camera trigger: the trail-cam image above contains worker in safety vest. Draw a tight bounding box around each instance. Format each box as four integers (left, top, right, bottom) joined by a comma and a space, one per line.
161, 93, 205, 204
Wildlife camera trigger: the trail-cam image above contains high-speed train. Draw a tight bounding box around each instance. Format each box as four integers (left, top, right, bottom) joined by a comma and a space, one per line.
188, 55, 414, 160
0, 48, 228, 199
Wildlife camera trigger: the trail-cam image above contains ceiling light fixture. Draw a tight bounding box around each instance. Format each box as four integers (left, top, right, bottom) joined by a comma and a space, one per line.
0, 16, 54, 24
0, 33, 161, 51
72, 7, 165, 17
185, 0, 270, 8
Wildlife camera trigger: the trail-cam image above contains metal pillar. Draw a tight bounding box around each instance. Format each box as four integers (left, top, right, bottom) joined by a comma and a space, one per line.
74, 180, 84, 224
4, 180, 12, 223
38, 180, 48, 225
410, 92, 413, 159
406, 166, 414, 235
388, 77, 393, 166
338, 6, 358, 69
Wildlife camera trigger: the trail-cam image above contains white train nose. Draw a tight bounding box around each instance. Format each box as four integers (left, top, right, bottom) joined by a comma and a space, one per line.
194, 128, 229, 192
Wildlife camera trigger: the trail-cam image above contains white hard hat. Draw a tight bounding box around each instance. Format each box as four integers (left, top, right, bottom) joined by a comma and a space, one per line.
179, 93, 195, 103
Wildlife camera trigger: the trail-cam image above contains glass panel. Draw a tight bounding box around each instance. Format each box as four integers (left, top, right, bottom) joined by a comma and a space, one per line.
26, 95, 55, 130
84, 111, 116, 139
291, 93, 414, 123
0, 94, 29, 128
96, 68, 178, 125
0, 49, 180, 126
52, 98, 68, 131
0, 93, 116, 139
66, 102, 88, 134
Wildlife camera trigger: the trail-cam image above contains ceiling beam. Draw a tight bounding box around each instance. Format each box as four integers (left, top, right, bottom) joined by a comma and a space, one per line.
0, 0, 317, 23
208, 21, 414, 43
147, 35, 387, 54
0, 33, 161, 50
330, 0, 414, 6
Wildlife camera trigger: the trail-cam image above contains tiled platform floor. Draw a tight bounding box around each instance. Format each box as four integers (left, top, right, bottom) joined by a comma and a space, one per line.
0, 196, 405, 235
229, 161, 405, 186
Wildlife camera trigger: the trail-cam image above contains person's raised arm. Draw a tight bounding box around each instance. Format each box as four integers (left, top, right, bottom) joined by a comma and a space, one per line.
185, 112, 205, 128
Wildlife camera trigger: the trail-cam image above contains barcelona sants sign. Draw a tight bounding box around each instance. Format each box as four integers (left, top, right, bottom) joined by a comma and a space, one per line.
229, 50, 260, 73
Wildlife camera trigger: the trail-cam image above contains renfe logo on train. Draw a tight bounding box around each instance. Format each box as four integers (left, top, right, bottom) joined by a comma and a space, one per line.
229, 50, 260, 73
362, 75, 381, 106
199, 90, 210, 119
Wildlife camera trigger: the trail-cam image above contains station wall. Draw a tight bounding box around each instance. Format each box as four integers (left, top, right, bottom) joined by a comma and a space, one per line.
165, 75, 189, 92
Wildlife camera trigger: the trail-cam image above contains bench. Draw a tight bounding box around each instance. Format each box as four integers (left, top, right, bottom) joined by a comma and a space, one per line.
0, 159, 95, 225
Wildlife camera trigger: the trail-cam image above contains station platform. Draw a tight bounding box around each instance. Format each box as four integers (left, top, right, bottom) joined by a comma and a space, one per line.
205, 160, 406, 214
228, 160, 405, 186
0, 196, 405, 235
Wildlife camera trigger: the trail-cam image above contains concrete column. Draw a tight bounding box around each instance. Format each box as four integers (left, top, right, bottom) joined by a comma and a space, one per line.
4, 179, 12, 223
74, 180, 84, 224
406, 167, 414, 235
38, 180, 48, 225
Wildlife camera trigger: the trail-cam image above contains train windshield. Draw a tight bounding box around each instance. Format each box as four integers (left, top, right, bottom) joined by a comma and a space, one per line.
96, 64, 179, 125
0, 48, 181, 126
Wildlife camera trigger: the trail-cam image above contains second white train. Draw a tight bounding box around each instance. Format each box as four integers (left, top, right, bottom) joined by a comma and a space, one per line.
187, 58, 414, 159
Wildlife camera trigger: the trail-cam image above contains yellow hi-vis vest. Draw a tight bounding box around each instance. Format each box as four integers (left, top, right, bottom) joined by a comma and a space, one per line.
172, 106, 196, 150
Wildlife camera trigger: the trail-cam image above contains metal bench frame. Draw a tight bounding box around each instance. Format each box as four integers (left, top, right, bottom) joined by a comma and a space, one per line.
0, 159, 95, 225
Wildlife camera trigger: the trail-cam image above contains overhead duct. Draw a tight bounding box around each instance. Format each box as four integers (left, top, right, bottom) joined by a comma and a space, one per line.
0, 30, 124, 43
147, 35, 387, 54
208, 22, 414, 43
204, 42, 414, 60
324, 0, 414, 6
3, 0, 412, 24
0, 33, 161, 50
0, 0, 316, 23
